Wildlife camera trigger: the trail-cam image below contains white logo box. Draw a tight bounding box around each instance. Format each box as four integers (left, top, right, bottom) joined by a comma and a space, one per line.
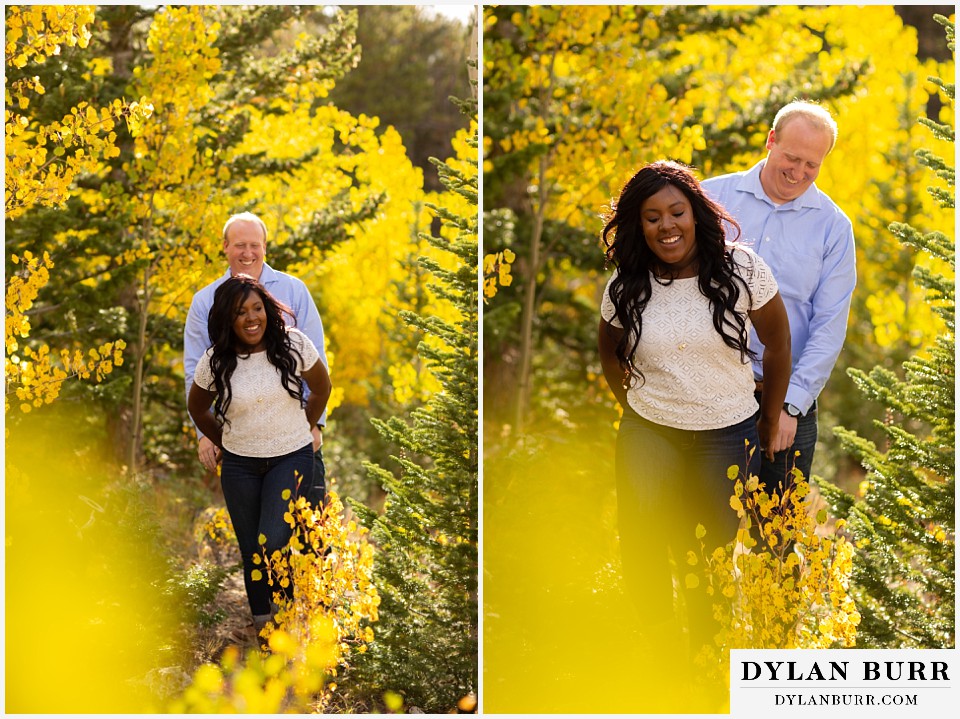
730, 648, 958, 717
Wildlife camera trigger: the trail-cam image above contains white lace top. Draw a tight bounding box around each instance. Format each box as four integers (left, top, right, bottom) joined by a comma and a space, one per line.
601, 246, 778, 430
194, 328, 320, 457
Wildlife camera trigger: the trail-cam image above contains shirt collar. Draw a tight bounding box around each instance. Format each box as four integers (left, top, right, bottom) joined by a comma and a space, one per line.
740, 160, 823, 210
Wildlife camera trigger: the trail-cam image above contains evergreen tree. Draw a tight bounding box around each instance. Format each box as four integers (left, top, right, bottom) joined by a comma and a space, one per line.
351, 95, 478, 710
820, 14, 954, 648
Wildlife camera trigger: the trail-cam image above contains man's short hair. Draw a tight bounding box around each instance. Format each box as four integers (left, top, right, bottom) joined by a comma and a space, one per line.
772, 100, 838, 153
222, 212, 268, 245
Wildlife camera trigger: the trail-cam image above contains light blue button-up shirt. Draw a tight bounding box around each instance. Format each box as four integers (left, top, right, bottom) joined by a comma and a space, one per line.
702, 160, 856, 414
183, 262, 329, 434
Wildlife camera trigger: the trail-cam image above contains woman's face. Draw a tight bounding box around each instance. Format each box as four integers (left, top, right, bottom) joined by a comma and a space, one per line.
232, 290, 268, 352
640, 184, 698, 278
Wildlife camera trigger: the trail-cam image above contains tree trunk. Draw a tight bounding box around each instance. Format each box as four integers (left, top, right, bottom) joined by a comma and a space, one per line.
514, 153, 549, 432
468, 8, 478, 97
103, 6, 142, 468
128, 262, 152, 473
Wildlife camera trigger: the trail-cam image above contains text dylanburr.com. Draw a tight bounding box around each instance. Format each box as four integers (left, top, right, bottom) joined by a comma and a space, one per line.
730, 649, 958, 716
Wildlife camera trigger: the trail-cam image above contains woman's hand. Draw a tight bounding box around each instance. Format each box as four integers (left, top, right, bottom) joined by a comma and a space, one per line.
598, 319, 631, 409
188, 382, 224, 469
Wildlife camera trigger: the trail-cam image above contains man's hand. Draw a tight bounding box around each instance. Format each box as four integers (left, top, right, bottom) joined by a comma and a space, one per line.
311, 426, 323, 453
773, 410, 798, 455
198, 436, 221, 473
757, 409, 798, 462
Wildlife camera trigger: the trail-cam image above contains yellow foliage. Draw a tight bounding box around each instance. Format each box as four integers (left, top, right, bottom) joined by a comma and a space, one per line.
692, 463, 860, 684
683, 5, 955, 352
5, 251, 126, 414
171, 489, 379, 712
483, 248, 515, 300
5, 6, 94, 69
122, 4, 228, 275
5, 6, 152, 220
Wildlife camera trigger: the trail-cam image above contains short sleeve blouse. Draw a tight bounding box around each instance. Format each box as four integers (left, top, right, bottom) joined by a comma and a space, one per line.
194, 328, 320, 457
600, 246, 778, 430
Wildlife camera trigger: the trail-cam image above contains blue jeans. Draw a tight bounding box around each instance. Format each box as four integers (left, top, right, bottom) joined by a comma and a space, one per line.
221, 443, 314, 616
754, 392, 818, 491
616, 408, 759, 650
302, 445, 327, 508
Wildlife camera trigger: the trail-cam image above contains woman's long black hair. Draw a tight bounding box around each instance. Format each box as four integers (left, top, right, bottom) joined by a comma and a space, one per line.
207, 275, 303, 425
601, 160, 755, 389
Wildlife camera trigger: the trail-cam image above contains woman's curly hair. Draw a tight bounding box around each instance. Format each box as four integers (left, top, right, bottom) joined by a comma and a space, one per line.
601, 160, 755, 388
207, 275, 303, 426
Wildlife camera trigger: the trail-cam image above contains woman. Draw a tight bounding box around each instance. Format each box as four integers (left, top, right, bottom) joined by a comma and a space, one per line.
188, 274, 332, 639
597, 161, 791, 661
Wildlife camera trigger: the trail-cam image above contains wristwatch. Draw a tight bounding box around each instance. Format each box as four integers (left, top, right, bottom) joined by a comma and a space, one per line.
784, 403, 802, 417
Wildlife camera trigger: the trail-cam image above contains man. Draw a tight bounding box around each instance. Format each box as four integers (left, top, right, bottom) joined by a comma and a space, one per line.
702, 100, 857, 491
184, 211, 329, 507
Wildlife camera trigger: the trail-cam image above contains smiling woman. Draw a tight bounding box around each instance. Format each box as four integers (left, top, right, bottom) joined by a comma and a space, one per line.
187, 275, 332, 646
597, 160, 792, 695
232, 291, 268, 352
639, 184, 699, 278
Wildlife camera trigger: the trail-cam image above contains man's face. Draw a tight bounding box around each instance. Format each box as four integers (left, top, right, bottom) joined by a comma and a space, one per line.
223, 220, 266, 279
760, 119, 833, 204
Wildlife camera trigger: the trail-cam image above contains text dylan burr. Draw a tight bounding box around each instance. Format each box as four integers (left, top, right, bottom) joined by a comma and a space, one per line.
741, 660, 950, 682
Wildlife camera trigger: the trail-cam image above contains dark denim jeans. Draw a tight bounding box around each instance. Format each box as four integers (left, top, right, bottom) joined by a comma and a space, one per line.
616, 408, 760, 651
221, 443, 314, 616
753, 392, 818, 492
301, 445, 326, 508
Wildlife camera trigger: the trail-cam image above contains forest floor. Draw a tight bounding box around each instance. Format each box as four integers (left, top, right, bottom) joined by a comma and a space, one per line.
193, 553, 262, 662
